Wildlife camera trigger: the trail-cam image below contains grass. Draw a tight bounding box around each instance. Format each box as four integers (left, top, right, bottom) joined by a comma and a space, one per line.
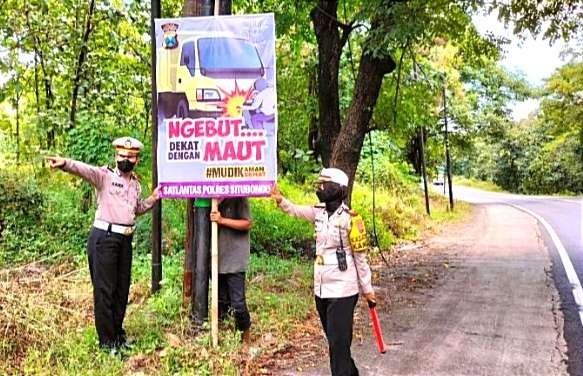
453, 176, 504, 192
0, 251, 314, 375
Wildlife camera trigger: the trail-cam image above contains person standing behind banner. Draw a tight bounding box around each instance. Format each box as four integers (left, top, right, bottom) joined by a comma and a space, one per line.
45, 136, 160, 353
240, 77, 276, 132
270, 168, 375, 376
209, 198, 253, 344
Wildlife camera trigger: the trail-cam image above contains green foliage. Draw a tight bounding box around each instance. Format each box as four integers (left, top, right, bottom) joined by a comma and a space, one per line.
358, 135, 419, 197
247, 253, 312, 330
250, 179, 314, 257
522, 134, 583, 194
492, 0, 583, 41
279, 148, 321, 184
462, 58, 583, 194
0, 0, 152, 165
352, 181, 420, 243
66, 117, 114, 166
454, 175, 503, 192
0, 168, 46, 264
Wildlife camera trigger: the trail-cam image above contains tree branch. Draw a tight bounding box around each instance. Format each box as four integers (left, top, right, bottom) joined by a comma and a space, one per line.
315, 5, 364, 49
69, 0, 96, 129
392, 42, 409, 126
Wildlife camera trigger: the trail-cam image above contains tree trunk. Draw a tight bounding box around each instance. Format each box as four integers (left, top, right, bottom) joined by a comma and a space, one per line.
311, 0, 342, 167
143, 90, 151, 141
330, 51, 395, 203
33, 51, 40, 114
406, 133, 422, 174
307, 64, 319, 157
15, 89, 20, 164
419, 127, 430, 215
69, 0, 96, 129
182, 0, 198, 15
26, 9, 54, 148
182, 0, 229, 16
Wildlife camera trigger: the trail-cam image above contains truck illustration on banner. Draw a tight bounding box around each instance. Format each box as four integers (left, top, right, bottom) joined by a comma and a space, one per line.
157, 32, 265, 120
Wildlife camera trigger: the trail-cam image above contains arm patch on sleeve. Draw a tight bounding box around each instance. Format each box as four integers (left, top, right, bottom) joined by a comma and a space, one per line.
349, 214, 369, 253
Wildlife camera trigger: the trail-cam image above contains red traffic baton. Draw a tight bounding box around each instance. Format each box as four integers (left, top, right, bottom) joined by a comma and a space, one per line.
368, 300, 386, 354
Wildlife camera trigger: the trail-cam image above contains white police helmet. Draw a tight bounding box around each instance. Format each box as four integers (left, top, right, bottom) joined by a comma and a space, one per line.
317, 168, 349, 187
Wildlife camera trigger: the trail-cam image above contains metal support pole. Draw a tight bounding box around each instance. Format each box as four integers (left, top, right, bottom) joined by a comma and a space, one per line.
419, 127, 430, 216
443, 82, 454, 211
183, 201, 194, 306
150, 0, 162, 293
193, 199, 211, 323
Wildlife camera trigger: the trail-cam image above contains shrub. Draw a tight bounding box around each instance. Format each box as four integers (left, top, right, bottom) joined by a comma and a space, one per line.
279, 148, 321, 184
250, 178, 314, 257
357, 158, 418, 197
0, 169, 46, 265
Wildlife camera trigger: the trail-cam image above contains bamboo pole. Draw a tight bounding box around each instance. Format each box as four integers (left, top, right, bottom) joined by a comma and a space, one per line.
211, 198, 219, 346
211, 0, 221, 348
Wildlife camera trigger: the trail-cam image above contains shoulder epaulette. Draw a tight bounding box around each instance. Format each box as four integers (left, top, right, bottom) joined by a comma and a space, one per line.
339, 203, 353, 215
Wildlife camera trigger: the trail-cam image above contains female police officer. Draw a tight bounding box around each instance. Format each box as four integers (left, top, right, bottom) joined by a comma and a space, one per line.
271, 167, 375, 376
46, 136, 159, 352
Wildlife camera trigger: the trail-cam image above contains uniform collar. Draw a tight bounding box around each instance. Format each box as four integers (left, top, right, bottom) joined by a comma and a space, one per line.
316, 203, 348, 217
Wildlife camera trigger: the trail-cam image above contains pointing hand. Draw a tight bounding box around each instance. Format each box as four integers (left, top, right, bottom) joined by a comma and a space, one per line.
45, 156, 65, 169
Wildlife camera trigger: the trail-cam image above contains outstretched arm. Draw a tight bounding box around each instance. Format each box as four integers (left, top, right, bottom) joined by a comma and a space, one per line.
45, 156, 105, 189
270, 184, 317, 223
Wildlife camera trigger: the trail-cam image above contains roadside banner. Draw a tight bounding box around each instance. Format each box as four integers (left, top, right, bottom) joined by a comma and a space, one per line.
155, 14, 277, 198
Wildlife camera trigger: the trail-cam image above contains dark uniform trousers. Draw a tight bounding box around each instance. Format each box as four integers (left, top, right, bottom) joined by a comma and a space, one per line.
218, 272, 251, 332
87, 228, 133, 348
315, 294, 360, 376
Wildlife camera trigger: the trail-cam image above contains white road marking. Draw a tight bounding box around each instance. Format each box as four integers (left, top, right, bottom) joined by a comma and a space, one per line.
511, 204, 583, 327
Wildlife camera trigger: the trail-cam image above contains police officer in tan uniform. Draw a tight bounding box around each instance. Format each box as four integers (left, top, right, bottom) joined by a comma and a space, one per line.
271, 168, 375, 376
46, 137, 160, 351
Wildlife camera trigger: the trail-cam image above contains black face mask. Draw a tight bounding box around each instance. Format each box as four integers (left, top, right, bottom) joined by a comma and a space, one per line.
317, 183, 346, 215
117, 159, 135, 173
316, 183, 343, 203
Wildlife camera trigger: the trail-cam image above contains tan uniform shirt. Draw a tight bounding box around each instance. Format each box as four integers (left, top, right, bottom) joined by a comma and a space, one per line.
279, 198, 373, 298
63, 159, 155, 225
